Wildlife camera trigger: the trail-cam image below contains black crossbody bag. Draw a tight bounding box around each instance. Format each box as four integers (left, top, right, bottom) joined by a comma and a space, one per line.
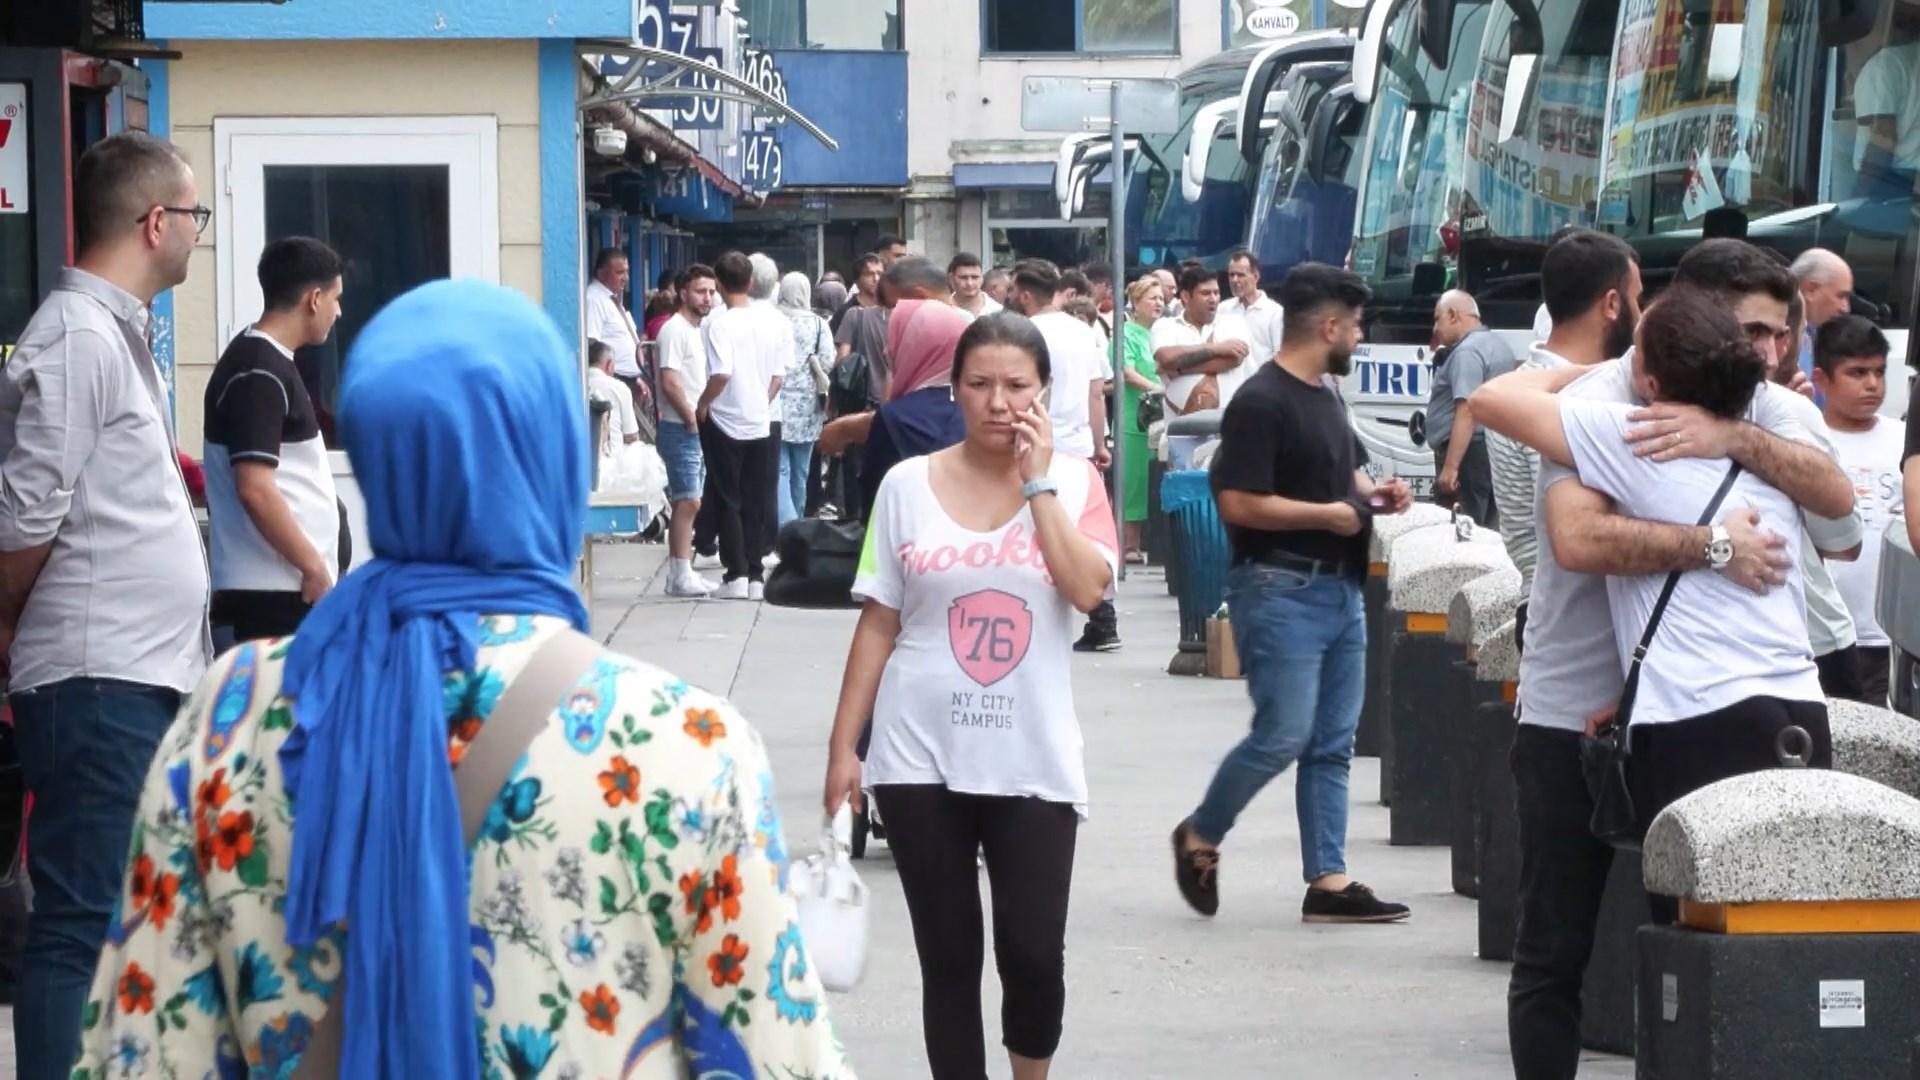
1581, 462, 1743, 850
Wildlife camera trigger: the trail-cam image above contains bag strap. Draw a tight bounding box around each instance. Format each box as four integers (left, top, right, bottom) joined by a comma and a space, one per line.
1614, 462, 1745, 742
294, 626, 604, 1080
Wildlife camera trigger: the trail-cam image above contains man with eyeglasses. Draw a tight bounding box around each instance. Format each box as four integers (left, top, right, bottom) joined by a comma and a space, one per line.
0, 131, 212, 1078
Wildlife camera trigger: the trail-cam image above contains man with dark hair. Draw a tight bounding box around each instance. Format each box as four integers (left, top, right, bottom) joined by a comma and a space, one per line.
883, 256, 952, 304
656, 267, 679, 302
698, 252, 791, 599
1152, 264, 1251, 414
204, 236, 346, 644
0, 131, 211, 1077
949, 252, 1000, 317
1485, 235, 1855, 1080
1172, 264, 1415, 924
983, 266, 1012, 306
875, 233, 908, 267
657, 264, 720, 596
837, 255, 894, 400
586, 247, 644, 399
1218, 248, 1284, 368
1815, 314, 1905, 705
1057, 268, 1092, 306
1082, 261, 1116, 338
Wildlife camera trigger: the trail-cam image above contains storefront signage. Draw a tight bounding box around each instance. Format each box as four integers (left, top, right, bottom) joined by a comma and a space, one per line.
0, 84, 28, 214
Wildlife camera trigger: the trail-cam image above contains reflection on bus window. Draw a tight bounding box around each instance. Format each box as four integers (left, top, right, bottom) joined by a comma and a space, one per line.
1126, 56, 1259, 269
1825, 2, 1920, 329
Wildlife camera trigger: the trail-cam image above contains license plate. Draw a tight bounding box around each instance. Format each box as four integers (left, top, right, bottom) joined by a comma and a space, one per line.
1406, 475, 1435, 499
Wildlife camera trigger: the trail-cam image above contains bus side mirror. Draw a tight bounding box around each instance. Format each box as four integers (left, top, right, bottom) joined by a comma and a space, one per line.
1819, 0, 1879, 46
1412, 261, 1447, 297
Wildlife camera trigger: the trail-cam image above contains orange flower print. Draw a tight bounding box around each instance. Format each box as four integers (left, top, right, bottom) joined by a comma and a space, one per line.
148, 873, 180, 931
118, 962, 156, 1014
680, 870, 717, 933
598, 755, 641, 807
682, 707, 727, 747
194, 814, 216, 875
197, 768, 231, 814
210, 811, 255, 871
710, 855, 744, 925
579, 984, 620, 1035
129, 853, 157, 910
707, 934, 749, 987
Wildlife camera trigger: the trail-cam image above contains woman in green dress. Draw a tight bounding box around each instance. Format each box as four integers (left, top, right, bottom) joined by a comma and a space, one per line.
1120, 275, 1166, 561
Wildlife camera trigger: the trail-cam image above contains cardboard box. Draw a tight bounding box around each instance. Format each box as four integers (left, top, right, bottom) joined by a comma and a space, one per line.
1206, 616, 1242, 679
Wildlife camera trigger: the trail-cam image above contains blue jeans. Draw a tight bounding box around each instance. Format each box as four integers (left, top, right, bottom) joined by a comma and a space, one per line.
777, 440, 814, 527
1190, 563, 1366, 882
12, 677, 180, 1079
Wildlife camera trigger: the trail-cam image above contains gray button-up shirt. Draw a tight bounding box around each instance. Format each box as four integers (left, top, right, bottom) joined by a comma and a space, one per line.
0, 269, 210, 693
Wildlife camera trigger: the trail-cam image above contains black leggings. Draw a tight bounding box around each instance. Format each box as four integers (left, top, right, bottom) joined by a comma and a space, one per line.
871, 785, 1078, 1077
1627, 695, 1831, 921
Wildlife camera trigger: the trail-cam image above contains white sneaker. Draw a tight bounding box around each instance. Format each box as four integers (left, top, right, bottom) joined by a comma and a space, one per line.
762, 552, 781, 572
748, 581, 765, 601
665, 570, 714, 598
693, 553, 722, 570
712, 578, 751, 600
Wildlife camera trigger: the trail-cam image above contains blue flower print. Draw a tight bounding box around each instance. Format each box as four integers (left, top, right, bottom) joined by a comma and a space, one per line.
560, 918, 605, 968
479, 615, 540, 646
254, 1011, 316, 1077
767, 922, 821, 1024
483, 776, 544, 846
184, 964, 225, 1014
107, 1030, 153, 1077
499, 1023, 557, 1078
288, 930, 342, 1002
234, 941, 284, 1009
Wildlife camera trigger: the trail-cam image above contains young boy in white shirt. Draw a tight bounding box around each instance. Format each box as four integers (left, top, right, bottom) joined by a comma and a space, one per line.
1814, 313, 1908, 706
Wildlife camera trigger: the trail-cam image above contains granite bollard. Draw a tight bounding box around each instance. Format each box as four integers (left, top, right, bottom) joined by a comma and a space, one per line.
1445, 567, 1523, 897
1359, 503, 1451, 759
1829, 697, 1920, 800
1382, 526, 1512, 842
1472, 618, 1521, 962
1636, 770, 1920, 1078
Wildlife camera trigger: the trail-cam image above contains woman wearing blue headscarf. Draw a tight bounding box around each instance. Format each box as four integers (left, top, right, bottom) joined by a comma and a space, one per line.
73, 281, 852, 1078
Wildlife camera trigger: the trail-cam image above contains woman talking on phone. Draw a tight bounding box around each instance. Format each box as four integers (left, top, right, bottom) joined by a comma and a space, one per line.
824, 312, 1117, 1080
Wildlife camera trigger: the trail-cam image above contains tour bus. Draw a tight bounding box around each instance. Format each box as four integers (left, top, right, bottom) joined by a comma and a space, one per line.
1348, 0, 1920, 489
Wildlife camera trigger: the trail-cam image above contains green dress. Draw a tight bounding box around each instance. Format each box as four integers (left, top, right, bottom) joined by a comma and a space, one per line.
1120, 320, 1161, 524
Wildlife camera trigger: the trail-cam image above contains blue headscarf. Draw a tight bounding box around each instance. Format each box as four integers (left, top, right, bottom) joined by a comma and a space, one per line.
278, 280, 590, 1078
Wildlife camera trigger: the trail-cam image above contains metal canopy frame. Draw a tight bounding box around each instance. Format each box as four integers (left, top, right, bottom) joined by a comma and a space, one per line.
577, 42, 839, 152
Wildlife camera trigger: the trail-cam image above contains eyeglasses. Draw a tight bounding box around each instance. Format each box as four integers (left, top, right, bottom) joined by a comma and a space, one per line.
139, 205, 212, 236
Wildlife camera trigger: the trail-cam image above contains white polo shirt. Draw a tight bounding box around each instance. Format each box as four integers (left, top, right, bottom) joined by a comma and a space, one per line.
585, 280, 641, 379
1217, 291, 1284, 366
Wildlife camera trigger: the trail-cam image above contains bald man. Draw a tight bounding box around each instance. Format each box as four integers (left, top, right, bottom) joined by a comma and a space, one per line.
1427, 289, 1516, 527
1790, 247, 1855, 396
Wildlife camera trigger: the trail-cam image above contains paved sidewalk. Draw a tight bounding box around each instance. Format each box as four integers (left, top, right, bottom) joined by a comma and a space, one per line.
588, 541, 1634, 1079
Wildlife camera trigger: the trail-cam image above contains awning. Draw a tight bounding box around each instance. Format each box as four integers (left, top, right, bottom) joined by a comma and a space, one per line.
953, 162, 1113, 189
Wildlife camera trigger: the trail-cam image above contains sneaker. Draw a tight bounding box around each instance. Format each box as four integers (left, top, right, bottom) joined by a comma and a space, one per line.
1170, 820, 1219, 917
665, 571, 715, 598
712, 578, 751, 600
693, 552, 722, 571
748, 581, 765, 601
1073, 625, 1121, 653
1301, 882, 1410, 924
763, 552, 781, 572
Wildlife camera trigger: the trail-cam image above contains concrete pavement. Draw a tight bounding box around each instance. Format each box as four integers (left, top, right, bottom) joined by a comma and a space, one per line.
588, 540, 1634, 1079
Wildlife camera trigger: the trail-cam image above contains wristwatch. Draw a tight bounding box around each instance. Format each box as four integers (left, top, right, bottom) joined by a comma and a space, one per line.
1705, 524, 1734, 571
1021, 477, 1060, 501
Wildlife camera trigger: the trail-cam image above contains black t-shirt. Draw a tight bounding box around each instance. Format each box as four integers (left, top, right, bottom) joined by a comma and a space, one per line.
1905, 374, 1920, 468
1208, 362, 1369, 570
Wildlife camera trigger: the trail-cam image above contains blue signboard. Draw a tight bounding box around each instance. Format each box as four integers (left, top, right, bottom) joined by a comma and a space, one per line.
767, 50, 907, 188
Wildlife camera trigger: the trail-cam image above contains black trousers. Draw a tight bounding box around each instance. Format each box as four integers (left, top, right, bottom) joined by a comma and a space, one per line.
210, 590, 312, 643
1626, 696, 1831, 849
1816, 645, 1868, 704
700, 423, 771, 583
1508, 724, 1620, 1080
758, 421, 783, 560
1856, 645, 1892, 708
871, 785, 1078, 1078
1434, 438, 1499, 529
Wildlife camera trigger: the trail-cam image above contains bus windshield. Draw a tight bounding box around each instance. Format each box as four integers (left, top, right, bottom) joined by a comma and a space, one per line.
1350, 0, 1492, 343
1599, 0, 1918, 334
1128, 52, 1264, 270
1249, 86, 1366, 276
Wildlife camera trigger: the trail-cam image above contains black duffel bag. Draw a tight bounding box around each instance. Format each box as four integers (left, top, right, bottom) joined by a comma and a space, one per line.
763, 517, 866, 610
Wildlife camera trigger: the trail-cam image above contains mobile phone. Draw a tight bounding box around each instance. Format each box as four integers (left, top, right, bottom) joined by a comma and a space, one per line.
1038, 384, 1052, 409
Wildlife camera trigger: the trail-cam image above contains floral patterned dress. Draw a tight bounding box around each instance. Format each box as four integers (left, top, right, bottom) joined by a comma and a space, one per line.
72, 614, 853, 1079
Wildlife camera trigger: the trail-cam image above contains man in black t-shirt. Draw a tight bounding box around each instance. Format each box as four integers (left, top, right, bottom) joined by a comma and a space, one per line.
203, 237, 345, 642
1170, 264, 1415, 925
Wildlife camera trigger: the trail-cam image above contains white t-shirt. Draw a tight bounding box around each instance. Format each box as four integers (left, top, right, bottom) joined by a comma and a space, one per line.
654, 312, 706, 424
585, 280, 641, 378
852, 454, 1119, 816
1854, 41, 1920, 173
1031, 311, 1109, 459
1828, 417, 1908, 646
958, 295, 1003, 320
1518, 359, 1818, 732
1532, 304, 1553, 343
1218, 292, 1284, 367
587, 366, 639, 441
1761, 389, 1862, 657
1148, 314, 1254, 412
702, 301, 792, 441
1558, 395, 1823, 726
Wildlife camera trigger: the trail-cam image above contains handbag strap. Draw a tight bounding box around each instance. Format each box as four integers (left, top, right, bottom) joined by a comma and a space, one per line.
294, 626, 604, 1080
1615, 462, 1745, 739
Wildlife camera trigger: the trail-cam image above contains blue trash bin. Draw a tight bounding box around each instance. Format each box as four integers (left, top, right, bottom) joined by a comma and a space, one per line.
1162, 469, 1231, 659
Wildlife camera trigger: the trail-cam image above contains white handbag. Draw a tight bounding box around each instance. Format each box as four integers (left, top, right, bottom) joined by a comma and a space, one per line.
789, 805, 869, 992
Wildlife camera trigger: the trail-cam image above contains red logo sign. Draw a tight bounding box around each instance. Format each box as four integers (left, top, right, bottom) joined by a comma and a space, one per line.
0, 119, 11, 148
947, 589, 1033, 688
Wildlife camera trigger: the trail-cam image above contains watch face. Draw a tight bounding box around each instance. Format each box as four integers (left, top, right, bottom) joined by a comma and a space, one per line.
1710, 540, 1734, 564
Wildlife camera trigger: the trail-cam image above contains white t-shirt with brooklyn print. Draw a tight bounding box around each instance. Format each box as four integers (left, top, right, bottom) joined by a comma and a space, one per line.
853, 453, 1119, 817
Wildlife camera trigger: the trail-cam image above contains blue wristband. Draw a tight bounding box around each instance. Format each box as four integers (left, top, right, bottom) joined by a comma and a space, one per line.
1021, 477, 1059, 500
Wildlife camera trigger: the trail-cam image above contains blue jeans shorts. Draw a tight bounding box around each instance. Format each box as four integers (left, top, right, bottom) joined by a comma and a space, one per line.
657, 419, 706, 503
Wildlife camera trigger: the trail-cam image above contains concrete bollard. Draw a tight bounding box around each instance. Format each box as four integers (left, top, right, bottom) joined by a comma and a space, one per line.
1381, 526, 1512, 841
1637, 770, 1920, 1078
1359, 503, 1451, 759
1830, 697, 1920, 800
1473, 617, 1521, 962
1445, 567, 1523, 898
